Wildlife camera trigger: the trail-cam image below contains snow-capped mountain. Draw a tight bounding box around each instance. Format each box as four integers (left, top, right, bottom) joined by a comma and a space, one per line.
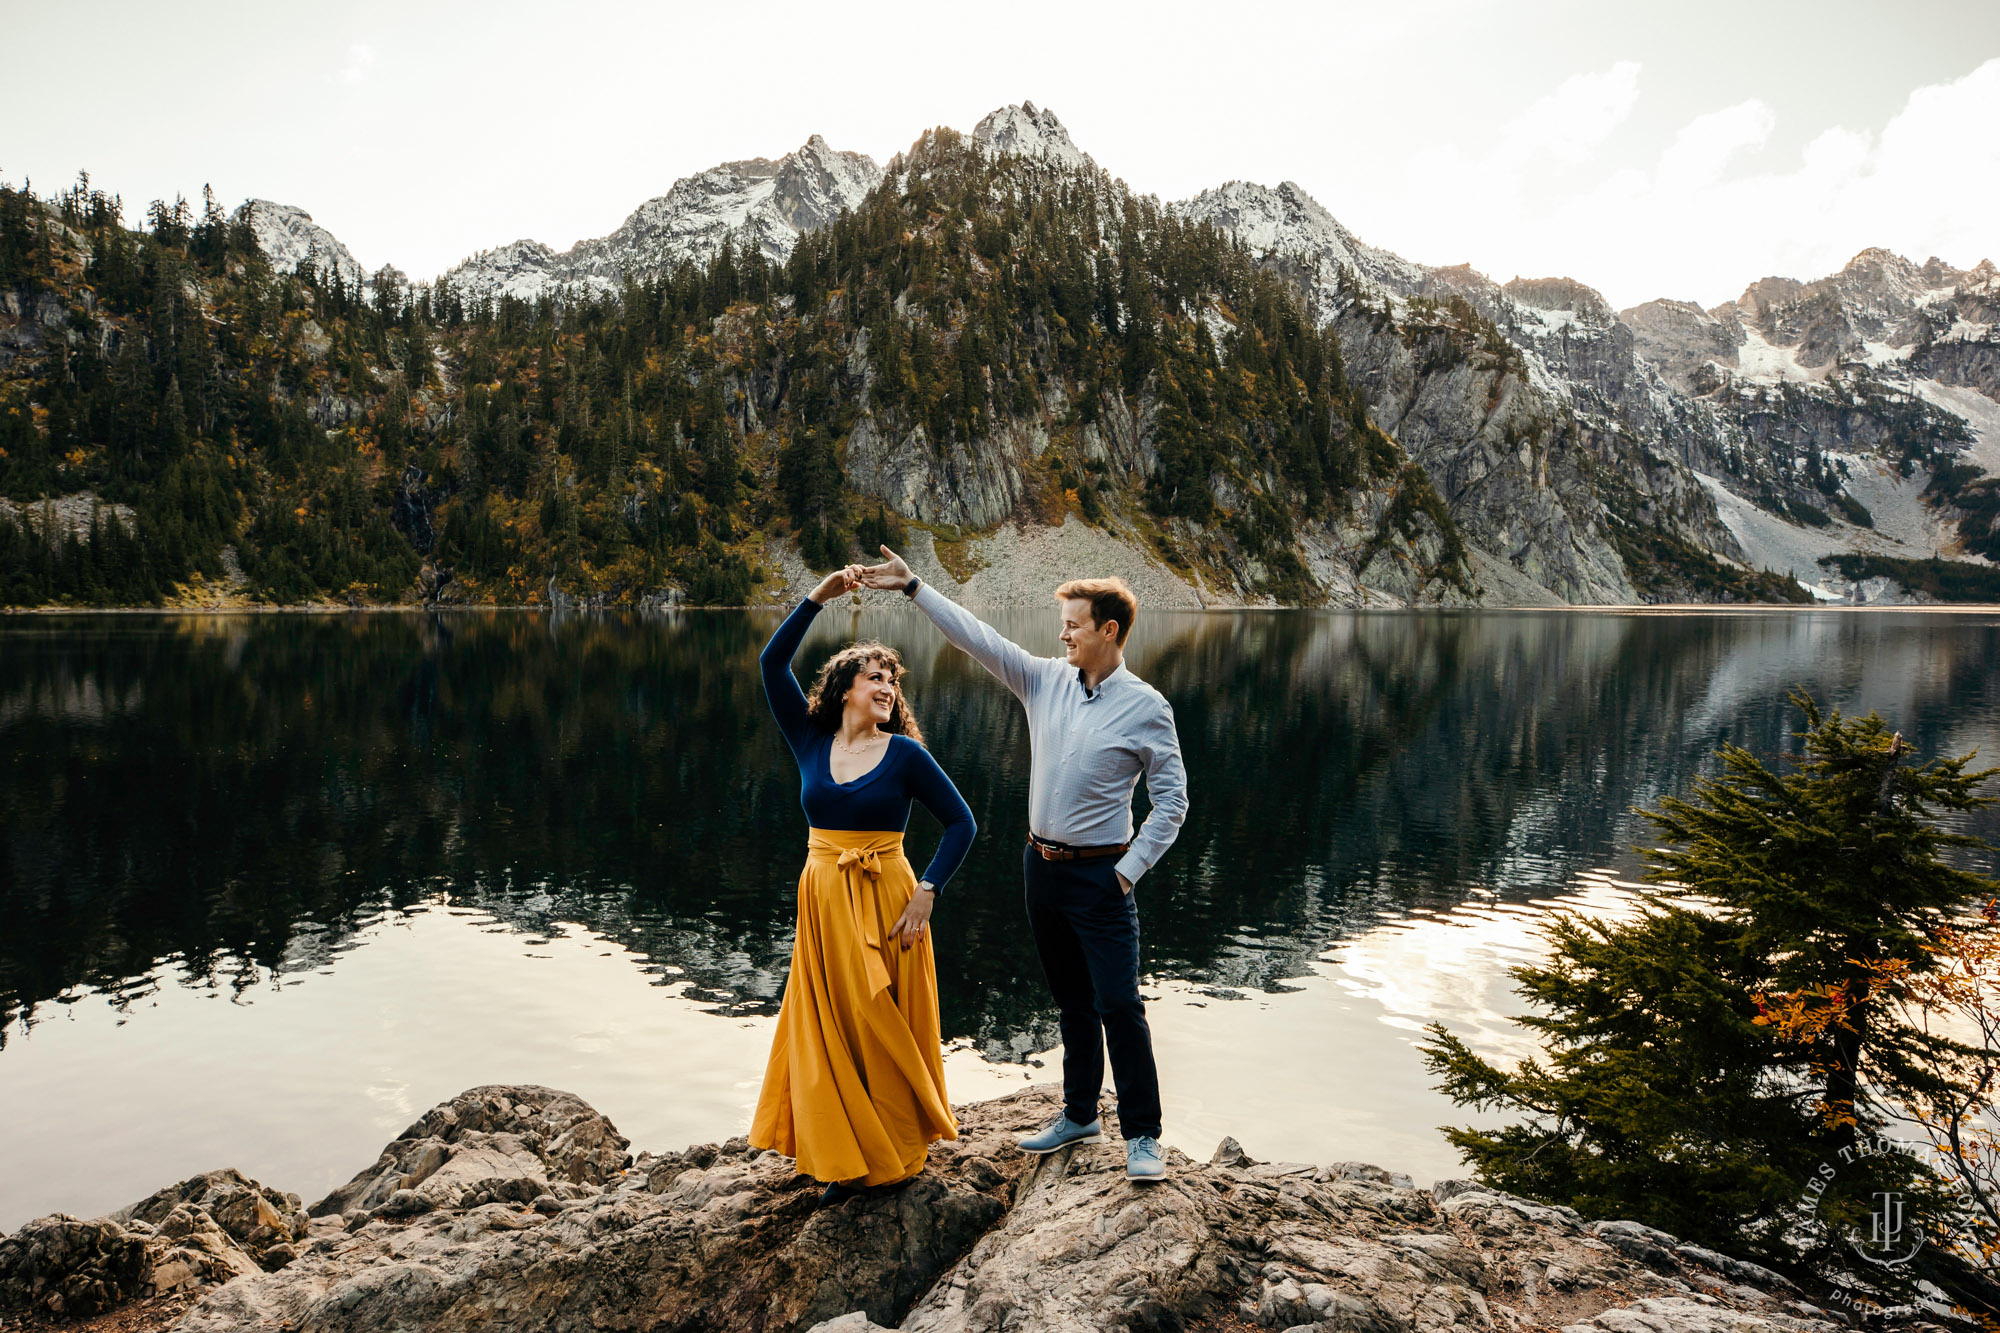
425, 105, 1094, 306
234, 200, 368, 290
228, 102, 1998, 605
971, 101, 1093, 173
1174, 171, 1998, 600
1176, 181, 1425, 302
1624, 250, 2000, 397
439, 135, 882, 306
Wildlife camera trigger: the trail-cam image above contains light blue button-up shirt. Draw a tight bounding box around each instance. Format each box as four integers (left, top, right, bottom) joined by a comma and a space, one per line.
913, 585, 1189, 885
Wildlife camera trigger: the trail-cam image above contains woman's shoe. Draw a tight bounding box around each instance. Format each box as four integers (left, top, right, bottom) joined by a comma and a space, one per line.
818, 1180, 860, 1208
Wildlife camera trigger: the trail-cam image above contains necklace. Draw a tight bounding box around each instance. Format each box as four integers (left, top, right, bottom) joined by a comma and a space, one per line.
834, 731, 887, 754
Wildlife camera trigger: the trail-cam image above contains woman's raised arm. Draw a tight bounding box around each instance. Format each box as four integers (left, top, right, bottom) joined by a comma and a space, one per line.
759, 570, 857, 755
759, 599, 820, 754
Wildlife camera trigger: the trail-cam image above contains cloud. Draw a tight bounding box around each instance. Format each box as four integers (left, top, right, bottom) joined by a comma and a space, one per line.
1653, 100, 1775, 192
1833, 57, 2000, 272
1492, 61, 1643, 169
1415, 56, 2000, 308
338, 43, 376, 85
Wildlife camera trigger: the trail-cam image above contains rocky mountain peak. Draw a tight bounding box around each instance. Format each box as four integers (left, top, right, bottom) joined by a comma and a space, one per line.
1730, 275, 1806, 323
1421, 263, 1508, 308
234, 200, 366, 290
437, 239, 565, 306
1917, 254, 1996, 293
1619, 297, 1748, 392
1174, 179, 1426, 299
1502, 277, 1616, 327
1833, 247, 1931, 306
438, 135, 881, 306
1180, 180, 1353, 260
1703, 245, 1993, 374
764, 135, 883, 232
972, 101, 1092, 172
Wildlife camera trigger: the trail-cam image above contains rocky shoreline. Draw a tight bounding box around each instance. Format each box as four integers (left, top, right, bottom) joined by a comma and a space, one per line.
3, 513, 1976, 616
0, 1083, 1916, 1333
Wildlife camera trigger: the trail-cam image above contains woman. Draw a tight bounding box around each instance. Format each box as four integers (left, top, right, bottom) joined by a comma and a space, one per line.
749, 568, 977, 1205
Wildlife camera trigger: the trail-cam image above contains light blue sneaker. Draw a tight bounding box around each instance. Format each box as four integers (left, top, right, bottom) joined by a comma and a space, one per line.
1125, 1135, 1167, 1182
1017, 1112, 1105, 1154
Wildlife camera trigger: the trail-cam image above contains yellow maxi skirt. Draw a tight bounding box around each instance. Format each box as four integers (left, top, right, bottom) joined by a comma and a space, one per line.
749, 828, 958, 1185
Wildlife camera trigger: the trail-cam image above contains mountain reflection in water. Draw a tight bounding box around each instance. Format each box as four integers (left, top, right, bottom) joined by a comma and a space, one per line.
5, 609, 2000, 1057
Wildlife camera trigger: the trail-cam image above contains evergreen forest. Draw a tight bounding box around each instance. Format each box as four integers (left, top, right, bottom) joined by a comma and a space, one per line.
0, 133, 1468, 609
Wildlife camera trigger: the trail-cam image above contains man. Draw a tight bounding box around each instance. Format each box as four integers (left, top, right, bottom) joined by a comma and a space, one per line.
855, 548, 1189, 1181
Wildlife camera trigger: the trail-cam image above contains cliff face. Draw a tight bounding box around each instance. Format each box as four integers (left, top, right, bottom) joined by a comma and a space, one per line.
1177, 187, 1768, 604
0, 1084, 1848, 1333
1176, 179, 1999, 604
234, 201, 368, 291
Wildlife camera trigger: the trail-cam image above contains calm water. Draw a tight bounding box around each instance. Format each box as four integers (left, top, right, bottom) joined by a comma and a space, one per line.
4, 607, 1999, 1228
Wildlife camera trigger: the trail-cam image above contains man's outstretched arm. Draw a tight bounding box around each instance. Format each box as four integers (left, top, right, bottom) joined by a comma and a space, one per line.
856, 546, 1044, 703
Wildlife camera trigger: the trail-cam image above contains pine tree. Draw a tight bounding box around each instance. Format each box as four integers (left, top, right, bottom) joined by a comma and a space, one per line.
695, 379, 738, 522
158, 375, 190, 460
777, 427, 845, 568
1422, 694, 1998, 1299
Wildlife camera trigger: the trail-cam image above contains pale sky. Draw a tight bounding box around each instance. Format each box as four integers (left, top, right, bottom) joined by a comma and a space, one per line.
5, 0, 1997, 310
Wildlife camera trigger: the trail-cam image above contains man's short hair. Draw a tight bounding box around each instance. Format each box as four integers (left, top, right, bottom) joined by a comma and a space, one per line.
1054, 577, 1138, 646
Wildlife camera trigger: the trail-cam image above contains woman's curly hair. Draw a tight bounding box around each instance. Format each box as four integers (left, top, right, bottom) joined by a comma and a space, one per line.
804, 642, 926, 746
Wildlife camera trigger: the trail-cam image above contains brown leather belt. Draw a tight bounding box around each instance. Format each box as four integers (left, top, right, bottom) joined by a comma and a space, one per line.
1028, 833, 1131, 863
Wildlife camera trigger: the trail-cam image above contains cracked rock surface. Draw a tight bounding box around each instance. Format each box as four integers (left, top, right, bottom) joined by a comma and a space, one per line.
0, 1084, 1871, 1332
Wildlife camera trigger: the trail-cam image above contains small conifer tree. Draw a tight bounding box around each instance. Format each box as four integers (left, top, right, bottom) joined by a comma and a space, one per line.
1423, 694, 1997, 1302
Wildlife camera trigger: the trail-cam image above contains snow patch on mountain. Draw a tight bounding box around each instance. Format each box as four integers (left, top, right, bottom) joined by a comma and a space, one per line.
1841, 461, 1968, 559
1915, 378, 2000, 476
1174, 180, 1426, 304
1719, 249, 1996, 370
1733, 327, 1824, 385
235, 200, 366, 290
972, 102, 1092, 173
440, 136, 881, 306
1694, 467, 1952, 599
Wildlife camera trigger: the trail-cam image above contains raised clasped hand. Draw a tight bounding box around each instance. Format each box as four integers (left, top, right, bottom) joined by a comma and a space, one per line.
855, 545, 913, 591
808, 567, 859, 604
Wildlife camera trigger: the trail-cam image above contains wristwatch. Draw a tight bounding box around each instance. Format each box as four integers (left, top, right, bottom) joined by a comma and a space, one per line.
903, 576, 922, 598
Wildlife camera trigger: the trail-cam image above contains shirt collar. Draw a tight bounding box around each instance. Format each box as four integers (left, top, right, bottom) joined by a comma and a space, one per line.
1074, 662, 1128, 699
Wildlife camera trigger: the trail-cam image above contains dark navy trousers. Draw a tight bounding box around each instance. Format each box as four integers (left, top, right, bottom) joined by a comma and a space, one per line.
1022, 842, 1162, 1140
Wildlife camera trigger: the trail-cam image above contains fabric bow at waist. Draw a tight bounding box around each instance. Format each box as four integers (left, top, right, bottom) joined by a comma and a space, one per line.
805, 828, 905, 865
805, 829, 908, 996
836, 847, 882, 876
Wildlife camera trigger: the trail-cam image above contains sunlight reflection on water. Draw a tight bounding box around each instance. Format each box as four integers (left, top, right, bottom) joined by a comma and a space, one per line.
0, 875, 1653, 1227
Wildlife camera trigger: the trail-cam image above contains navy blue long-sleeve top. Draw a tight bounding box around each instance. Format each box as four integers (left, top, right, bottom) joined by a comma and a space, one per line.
760, 598, 976, 891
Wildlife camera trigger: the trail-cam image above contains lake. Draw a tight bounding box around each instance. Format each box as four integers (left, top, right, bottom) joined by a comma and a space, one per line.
4, 605, 1999, 1229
